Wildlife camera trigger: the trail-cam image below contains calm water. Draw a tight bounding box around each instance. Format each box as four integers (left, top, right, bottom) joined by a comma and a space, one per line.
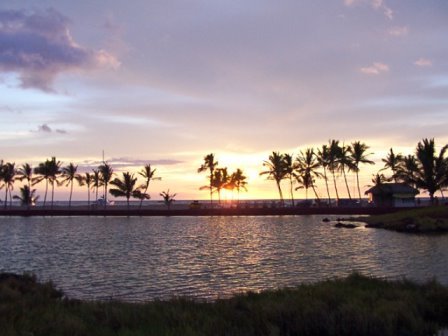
1, 215, 447, 301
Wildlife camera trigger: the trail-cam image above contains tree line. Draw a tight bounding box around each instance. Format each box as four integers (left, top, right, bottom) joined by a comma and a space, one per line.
0, 159, 171, 210
255, 138, 447, 206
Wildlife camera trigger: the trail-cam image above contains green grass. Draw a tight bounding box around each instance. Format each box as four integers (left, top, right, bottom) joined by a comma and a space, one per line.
1, 272, 448, 335
363, 206, 448, 233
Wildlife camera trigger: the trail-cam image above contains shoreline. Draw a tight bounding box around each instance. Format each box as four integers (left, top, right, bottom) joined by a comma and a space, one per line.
0, 206, 407, 217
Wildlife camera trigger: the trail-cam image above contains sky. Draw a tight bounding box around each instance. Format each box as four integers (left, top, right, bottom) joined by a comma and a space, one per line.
1, 0, 447, 201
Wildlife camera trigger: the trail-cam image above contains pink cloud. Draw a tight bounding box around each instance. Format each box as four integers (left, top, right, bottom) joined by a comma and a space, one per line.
414, 58, 432, 67
360, 62, 390, 75
389, 26, 408, 37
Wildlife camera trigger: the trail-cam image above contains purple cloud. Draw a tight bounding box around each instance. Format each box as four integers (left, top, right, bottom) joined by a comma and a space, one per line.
0, 8, 119, 91
34, 123, 68, 134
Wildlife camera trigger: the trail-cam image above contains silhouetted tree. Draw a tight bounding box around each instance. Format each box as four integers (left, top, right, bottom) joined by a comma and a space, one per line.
283, 153, 297, 206
317, 145, 332, 204
260, 152, 286, 205
211, 167, 230, 204
138, 164, 161, 210
350, 141, 375, 201
98, 162, 114, 207
328, 140, 341, 200
60, 163, 83, 208
160, 190, 177, 210
229, 168, 248, 204
198, 153, 218, 206
13, 185, 39, 209
381, 148, 403, 182
296, 148, 322, 202
0, 162, 16, 208
338, 143, 354, 199
109, 172, 142, 210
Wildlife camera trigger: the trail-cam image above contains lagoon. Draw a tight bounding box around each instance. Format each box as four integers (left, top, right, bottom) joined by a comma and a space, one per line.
1, 215, 447, 301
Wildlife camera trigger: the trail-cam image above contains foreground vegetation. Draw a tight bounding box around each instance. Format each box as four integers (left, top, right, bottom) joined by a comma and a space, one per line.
363, 206, 448, 233
1, 272, 448, 336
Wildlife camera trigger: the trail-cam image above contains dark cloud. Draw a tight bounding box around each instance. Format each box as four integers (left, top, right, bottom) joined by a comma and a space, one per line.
0, 8, 118, 91
78, 158, 183, 172
34, 123, 67, 134
37, 124, 52, 133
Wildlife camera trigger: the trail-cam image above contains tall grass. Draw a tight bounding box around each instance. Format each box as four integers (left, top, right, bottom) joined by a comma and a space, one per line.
1, 272, 448, 335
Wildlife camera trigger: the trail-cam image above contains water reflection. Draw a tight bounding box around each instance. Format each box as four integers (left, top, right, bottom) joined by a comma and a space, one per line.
0, 215, 447, 301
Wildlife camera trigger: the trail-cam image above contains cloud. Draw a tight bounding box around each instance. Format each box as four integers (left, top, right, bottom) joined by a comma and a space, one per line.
34, 123, 67, 134
0, 8, 119, 92
414, 58, 432, 67
78, 158, 184, 172
388, 26, 408, 37
344, 0, 393, 19
360, 62, 389, 75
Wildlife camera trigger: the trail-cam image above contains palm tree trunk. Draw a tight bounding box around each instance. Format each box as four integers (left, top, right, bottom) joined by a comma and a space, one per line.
69, 181, 73, 208
276, 180, 284, 205
139, 183, 149, 210
356, 171, 362, 201
289, 177, 295, 206
4, 188, 8, 209
43, 179, 48, 208
323, 168, 331, 205
332, 172, 340, 200
51, 181, 55, 209
311, 183, 320, 202
87, 187, 91, 207
342, 167, 352, 199
104, 182, 108, 209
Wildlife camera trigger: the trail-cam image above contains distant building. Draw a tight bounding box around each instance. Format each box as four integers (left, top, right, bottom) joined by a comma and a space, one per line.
364, 183, 419, 207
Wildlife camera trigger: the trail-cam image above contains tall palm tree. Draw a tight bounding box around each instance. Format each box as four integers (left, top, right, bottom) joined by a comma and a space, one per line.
98, 162, 114, 207
198, 153, 218, 205
317, 145, 332, 205
260, 151, 286, 205
229, 168, 248, 204
414, 138, 448, 203
109, 172, 142, 210
296, 148, 322, 202
138, 164, 161, 210
395, 154, 419, 187
84, 172, 93, 207
47, 157, 62, 209
60, 163, 83, 208
211, 167, 229, 204
283, 153, 297, 206
0, 162, 16, 208
381, 148, 403, 182
338, 143, 354, 199
17, 163, 35, 189
34, 160, 51, 207
328, 140, 341, 200
92, 169, 103, 202
350, 141, 375, 201
13, 185, 39, 209
160, 190, 177, 210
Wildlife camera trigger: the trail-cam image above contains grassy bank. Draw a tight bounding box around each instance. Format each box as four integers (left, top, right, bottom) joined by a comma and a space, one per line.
1, 273, 448, 335
363, 206, 448, 233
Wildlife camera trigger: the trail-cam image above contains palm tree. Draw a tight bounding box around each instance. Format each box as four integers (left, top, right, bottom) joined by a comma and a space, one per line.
260, 152, 286, 205
338, 143, 354, 199
98, 162, 114, 207
138, 164, 161, 210
92, 169, 103, 202
211, 167, 229, 204
283, 153, 297, 206
84, 172, 93, 207
317, 145, 332, 205
198, 153, 218, 205
229, 168, 248, 204
60, 163, 83, 208
34, 160, 51, 207
13, 185, 39, 209
350, 141, 375, 201
17, 163, 35, 189
296, 148, 322, 202
414, 138, 448, 203
160, 190, 177, 210
395, 155, 419, 187
47, 157, 62, 209
0, 162, 16, 208
328, 140, 341, 200
381, 148, 403, 182
109, 172, 142, 210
